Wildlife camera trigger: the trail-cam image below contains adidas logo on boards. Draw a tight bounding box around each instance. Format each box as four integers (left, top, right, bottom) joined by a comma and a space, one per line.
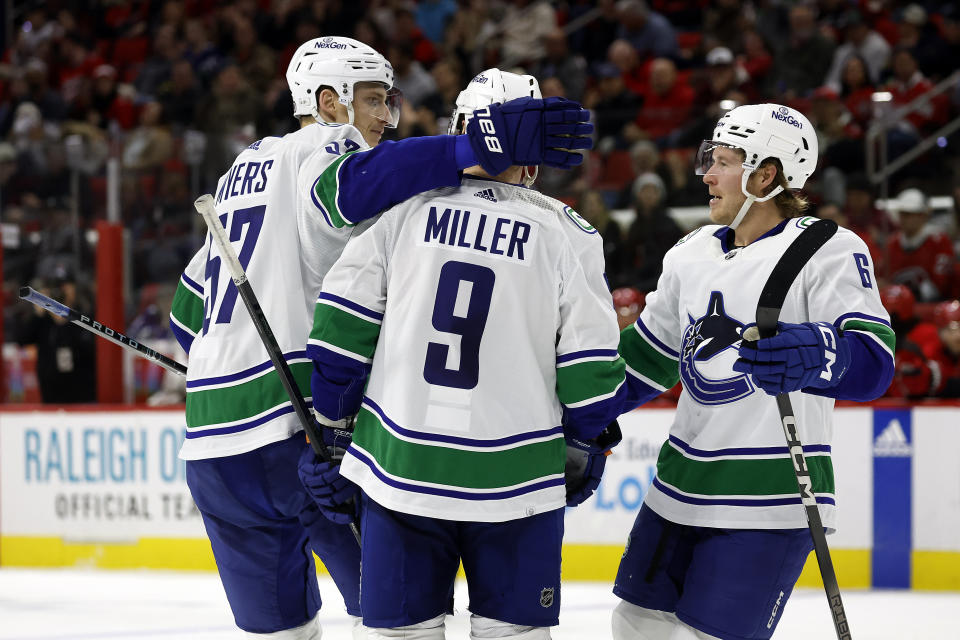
873, 419, 912, 457
474, 188, 497, 202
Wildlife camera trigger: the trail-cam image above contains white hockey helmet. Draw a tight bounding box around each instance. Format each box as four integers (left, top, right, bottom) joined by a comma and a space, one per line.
694, 103, 818, 228
447, 68, 541, 136
286, 36, 400, 127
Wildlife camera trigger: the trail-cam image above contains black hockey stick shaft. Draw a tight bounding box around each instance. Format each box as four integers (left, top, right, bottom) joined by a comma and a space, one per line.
19, 286, 188, 377
194, 194, 361, 545
750, 219, 851, 640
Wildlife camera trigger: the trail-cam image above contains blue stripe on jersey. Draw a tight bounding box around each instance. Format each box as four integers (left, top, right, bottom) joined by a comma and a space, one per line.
186, 351, 308, 389
184, 403, 296, 439
181, 273, 203, 296
364, 397, 563, 448
170, 321, 196, 355
652, 477, 836, 508
636, 317, 680, 358
834, 311, 891, 327
348, 446, 566, 501
309, 175, 335, 227
556, 349, 620, 364
668, 435, 831, 458
318, 292, 384, 322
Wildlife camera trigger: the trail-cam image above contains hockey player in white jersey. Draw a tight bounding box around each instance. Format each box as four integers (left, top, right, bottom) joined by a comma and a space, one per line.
610, 104, 895, 639
297, 69, 626, 639
167, 38, 596, 640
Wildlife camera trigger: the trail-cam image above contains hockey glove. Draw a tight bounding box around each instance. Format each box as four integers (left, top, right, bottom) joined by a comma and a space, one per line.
564, 420, 622, 507
297, 411, 359, 525
466, 96, 594, 177
734, 321, 851, 395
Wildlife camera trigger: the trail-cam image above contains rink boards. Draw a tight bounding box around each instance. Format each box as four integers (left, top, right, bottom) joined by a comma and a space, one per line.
1, 405, 958, 590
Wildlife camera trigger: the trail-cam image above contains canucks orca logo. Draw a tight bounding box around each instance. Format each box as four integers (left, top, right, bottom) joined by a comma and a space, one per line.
680, 291, 755, 405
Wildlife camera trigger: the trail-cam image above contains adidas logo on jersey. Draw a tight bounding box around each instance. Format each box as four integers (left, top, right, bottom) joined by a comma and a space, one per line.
474, 188, 497, 203
873, 419, 912, 457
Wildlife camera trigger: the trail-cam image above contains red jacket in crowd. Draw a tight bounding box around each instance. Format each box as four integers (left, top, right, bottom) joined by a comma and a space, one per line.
885, 229, 955, 301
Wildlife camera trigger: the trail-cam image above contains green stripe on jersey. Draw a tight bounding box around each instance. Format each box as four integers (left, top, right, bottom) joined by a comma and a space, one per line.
556, 357, 625, 406
313, 152, 358, 228
185, 361, 312, 428
619, 325, 680, 389
841, 319, 896, 353
353, 407, 565, 490
171, 281, 203, 335
310, 303, 381, 360
656, 440, 835, 496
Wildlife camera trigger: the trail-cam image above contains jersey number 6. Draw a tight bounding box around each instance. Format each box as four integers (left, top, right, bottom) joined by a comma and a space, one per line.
424, 260, 496, 389
202, 204, 266, 335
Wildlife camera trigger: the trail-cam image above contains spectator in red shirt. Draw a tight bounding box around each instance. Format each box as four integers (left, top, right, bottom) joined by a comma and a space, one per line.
737, 29, 772, 99
393, 6, 439, 67
881, 283, 940, 398
90, 64, 137, 131
842, 174, 894, 246
56, 35, 106, 104
633, 57, 693, 143
608, 39, 646, 96
885, 188, 956, 302
927, 300, 960, 397
885, 48, 949, 135
838, 55, 877, 129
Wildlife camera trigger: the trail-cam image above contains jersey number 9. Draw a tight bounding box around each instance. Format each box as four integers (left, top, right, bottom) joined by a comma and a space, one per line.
424, 261, 496, 389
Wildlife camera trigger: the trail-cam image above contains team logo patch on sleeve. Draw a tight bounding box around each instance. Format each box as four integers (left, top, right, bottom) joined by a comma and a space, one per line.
675, 227, 702, 246
562, 206, 596, 234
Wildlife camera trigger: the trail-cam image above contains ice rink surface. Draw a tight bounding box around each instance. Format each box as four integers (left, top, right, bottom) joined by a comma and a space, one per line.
1, 569, 958, 639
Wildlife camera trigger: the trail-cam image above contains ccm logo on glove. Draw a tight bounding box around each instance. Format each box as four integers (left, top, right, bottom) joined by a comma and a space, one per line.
816, 323, 837, 382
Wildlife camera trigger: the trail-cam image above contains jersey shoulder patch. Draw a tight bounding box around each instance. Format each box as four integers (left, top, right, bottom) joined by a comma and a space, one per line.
561, 205, 597, 234
674, 226, 703, 246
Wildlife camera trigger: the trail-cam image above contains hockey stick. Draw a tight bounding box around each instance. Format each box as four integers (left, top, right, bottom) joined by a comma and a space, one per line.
18, 286, 187, 377
741, 218, 851, 640
193, 194, 361, 545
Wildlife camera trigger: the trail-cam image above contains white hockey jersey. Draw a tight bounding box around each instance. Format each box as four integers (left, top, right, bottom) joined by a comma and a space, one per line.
620, 216, 895, 531
169, 123, 375, 460
309, 177, 626, 522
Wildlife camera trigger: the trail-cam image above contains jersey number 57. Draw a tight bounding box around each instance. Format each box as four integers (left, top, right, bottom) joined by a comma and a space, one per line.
202, 205, 266, 335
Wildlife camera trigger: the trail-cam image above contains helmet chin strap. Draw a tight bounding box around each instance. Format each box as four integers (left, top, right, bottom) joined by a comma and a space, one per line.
345, 100, 355, 127
727, 170, 784, 230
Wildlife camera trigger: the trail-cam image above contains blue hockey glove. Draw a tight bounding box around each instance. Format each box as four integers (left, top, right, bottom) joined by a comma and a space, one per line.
297, 411, 359, 525
564, 420, 622, 507
734, 321, 851, 395
466, 96, 594, 176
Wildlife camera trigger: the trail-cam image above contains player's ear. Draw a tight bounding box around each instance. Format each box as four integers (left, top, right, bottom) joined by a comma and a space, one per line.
755, 161, 778, 194
317, 88, 340, 121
